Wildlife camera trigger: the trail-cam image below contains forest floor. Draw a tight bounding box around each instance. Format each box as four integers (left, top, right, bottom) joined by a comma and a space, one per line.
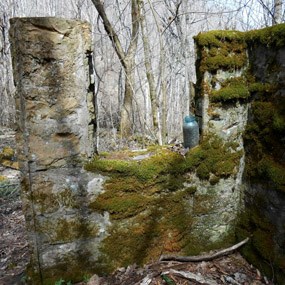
0, 189, 29, 285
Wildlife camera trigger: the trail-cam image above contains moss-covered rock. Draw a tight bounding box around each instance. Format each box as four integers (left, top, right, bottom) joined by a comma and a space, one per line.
211, 77, 250, 102
196, 23, 285, 283
245, 23, 285, 47
244, 99, 285, 192
194, 30, 247, 74
85, 136, 242, 272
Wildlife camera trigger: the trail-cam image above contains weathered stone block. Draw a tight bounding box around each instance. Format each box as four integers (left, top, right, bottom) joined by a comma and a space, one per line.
9, 17, 103, 284
195, 25, 285, 283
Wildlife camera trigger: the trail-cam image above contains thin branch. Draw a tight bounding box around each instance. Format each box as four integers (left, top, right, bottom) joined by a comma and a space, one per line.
162, 2, 251, 35
161, 0, 182, 35
257, 0, 275, 21
159, 237, 249, 262
162, 269, 218, 285
90, 0, 127, 68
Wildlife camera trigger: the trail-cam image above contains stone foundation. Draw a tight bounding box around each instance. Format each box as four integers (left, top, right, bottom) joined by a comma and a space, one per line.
9, 17, 105, 284
194, 25, 285, 283
9, 17, 285, 284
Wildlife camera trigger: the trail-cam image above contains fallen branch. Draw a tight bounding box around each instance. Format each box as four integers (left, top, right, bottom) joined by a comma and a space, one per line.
137, 274, 152, 285
162, 269, 218, 285
159, 237, 249, 262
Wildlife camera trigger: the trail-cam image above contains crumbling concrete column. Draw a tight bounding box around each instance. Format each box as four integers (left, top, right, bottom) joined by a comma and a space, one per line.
9, 17, 108, 284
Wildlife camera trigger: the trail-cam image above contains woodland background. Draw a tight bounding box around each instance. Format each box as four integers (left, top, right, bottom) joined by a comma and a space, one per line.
0, 0, 284, 150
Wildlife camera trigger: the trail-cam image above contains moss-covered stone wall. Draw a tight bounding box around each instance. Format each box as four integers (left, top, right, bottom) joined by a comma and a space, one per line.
194, 24, 285, 283
239, 34, 285, 284
10, 16, 285, 284
85, 136, 243, 273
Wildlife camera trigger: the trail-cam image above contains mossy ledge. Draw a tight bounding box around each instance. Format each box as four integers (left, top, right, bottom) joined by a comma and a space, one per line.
195, 24, 285, 73
211, 77, 250, 102
194, 30, 247, 74
194, 24, 285, 102
84, 135, 242, 272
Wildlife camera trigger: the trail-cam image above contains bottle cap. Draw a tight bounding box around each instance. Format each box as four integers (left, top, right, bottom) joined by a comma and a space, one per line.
184, 115, 195, 123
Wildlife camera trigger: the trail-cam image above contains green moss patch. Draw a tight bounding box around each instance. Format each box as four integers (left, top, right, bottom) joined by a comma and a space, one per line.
248, 82, 276, 94
194, 30, 245, 47
32, 187, 80, 214
195, 24, 285, 104
85, 136, 241, 193
195, 24, 285, 75
85, 136, 241, 272
0, 146, 19, 169
245, 23, 285, 47
236, 195, 285, 283
28, 253, 96, 285
0, 146, 14, 159
97, 191, 194, 273
194, 30, 247, 73
257, 157, 285, 192
37, 217, 99, 244
244, 99, 285, 192
211, 77, 250, 102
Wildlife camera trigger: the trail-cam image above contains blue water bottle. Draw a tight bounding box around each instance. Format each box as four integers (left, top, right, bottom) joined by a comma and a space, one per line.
183, 115, 199, 149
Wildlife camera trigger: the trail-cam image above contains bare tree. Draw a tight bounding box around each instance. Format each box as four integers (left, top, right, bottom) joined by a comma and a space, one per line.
138, 1, 160, 142
90, 0, 140, 137
273, 0, 283, 24
0, 1, 15, 127
2, 0, 284, 148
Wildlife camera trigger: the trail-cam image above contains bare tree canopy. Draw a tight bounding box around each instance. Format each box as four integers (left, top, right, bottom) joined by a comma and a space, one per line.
1, 0, 284, 149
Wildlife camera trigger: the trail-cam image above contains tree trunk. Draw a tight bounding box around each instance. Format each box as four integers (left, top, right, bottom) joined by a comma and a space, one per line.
0, 10, 15, 127
273, 0, 282, 24
139, 1, 159, 141
120, 65, 134, 137
91, 0, 139, 138
147, 0, 168, 145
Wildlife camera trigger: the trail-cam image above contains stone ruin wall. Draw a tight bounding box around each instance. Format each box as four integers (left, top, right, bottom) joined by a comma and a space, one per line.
9, 17, 285, 284
9, 17, 109, 284
241, 37, 285, 283
194, 26, 285, 282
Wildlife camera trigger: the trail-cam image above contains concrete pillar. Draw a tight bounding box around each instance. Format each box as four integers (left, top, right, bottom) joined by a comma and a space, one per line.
9, 17, 107, 284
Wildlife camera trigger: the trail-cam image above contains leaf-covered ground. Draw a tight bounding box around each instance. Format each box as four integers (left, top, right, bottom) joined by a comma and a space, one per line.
82, 253, 273, 285
0, 190, 29, 285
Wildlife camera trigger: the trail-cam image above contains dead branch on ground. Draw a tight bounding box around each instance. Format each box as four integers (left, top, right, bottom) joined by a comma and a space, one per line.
159, 237, 249, 262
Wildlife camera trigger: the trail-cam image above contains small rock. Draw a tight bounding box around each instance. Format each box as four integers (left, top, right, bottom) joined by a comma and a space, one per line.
87, 274, 101, 285
234, 272, 247, 283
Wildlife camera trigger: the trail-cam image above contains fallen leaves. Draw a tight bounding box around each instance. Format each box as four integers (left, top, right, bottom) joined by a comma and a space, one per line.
86, 251, 273, 285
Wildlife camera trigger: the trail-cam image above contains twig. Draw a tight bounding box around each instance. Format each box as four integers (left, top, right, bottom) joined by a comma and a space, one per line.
137, 275, 152, 285
162, 269, 218, 285
159, 237, 249, 262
